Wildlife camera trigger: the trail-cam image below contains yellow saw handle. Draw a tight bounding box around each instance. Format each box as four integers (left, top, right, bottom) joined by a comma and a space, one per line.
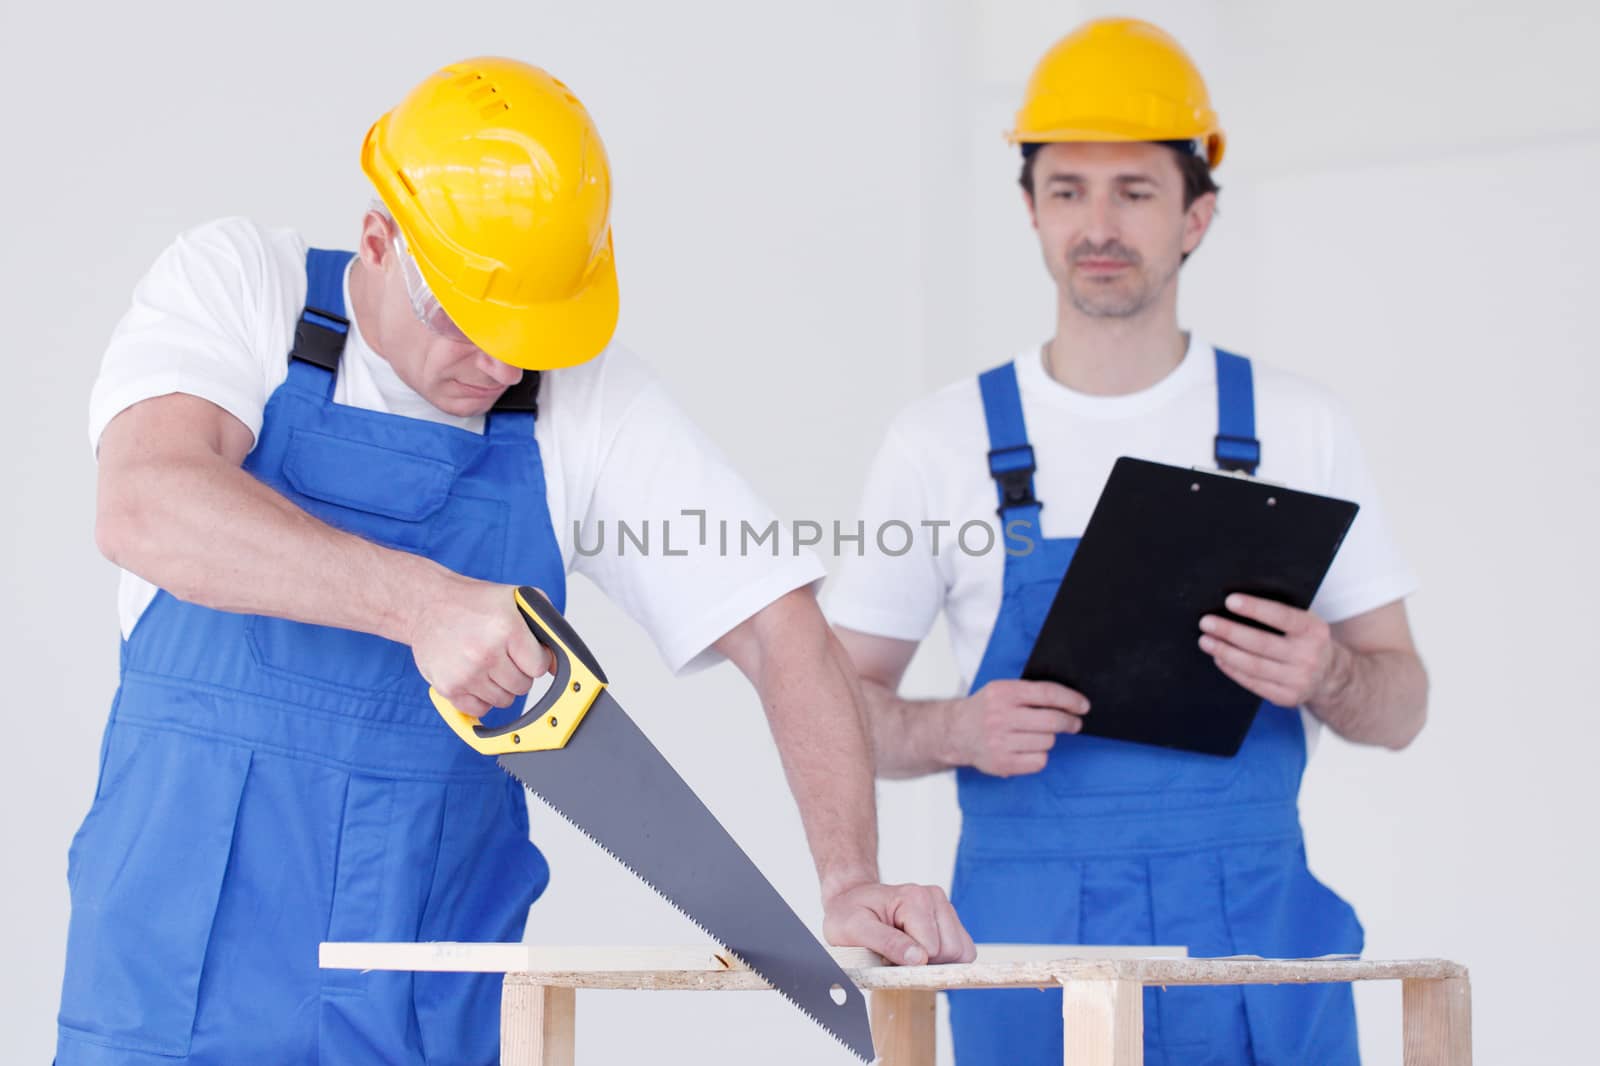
429, 586, 609, 755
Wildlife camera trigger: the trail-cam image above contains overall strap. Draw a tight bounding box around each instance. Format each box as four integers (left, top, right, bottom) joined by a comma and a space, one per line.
288, 245, 543, 424
491, 371, 541, 415
978, 362, 1042, 522
485, 370, 542, 435
289, 248, 354, 373
486, 407, 536, 438
1213, 348, 1261, 475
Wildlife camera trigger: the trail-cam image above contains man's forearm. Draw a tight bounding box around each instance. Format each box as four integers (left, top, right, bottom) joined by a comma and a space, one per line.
731, 595, 884, 898
98, 446, 451, 643
859, 680, 963, 779
1306, 645, 1429, 750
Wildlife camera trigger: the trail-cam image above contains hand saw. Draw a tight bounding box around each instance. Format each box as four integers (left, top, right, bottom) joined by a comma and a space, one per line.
430, 587, 875, 1061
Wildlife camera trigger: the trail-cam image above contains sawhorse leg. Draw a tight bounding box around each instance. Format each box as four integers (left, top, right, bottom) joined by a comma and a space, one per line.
1403, 976, 1472, 1066
871, 989, 937, 1065
1062, 979, 1143, 1066
502, 977, 575, 1066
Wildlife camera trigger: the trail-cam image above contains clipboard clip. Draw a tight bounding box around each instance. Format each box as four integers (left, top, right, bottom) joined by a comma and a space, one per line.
1192, 465, 1288, 489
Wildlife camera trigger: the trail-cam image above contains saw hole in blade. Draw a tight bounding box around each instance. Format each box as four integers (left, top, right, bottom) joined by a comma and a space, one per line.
829, 983, 847, 1006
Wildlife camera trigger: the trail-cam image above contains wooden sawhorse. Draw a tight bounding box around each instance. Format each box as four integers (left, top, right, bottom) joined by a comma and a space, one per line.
320, 943, 1470, 1065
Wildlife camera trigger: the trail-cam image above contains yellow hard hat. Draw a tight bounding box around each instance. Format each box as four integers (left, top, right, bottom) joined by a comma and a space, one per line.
362, 58, 618, 370
1008, 18, 1225, 169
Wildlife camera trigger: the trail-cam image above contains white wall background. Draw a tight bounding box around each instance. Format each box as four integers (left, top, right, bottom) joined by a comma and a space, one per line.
2, 1, 1594, 1063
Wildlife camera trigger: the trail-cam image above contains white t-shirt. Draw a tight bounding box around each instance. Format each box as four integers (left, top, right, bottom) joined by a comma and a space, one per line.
90, 217, 823, 673
825, 336, 1418, 744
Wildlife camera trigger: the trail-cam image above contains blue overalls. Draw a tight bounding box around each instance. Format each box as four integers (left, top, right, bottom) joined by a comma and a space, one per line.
947, 352, 1364, 1066
57, 250, 563, 1065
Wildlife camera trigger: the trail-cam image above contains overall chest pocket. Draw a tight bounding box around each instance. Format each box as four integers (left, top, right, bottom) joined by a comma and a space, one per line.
247, 430, 460, 694
279, 429, 456, 548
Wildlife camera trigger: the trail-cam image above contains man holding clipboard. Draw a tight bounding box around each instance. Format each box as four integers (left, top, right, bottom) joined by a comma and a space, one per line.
828, 18, 1428, 1066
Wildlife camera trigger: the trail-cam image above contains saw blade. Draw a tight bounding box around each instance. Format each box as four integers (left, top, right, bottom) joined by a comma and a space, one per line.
499, 689, 876, 1061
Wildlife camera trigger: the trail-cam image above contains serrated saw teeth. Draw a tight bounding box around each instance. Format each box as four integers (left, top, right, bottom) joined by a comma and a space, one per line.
497, 760, 874, 1062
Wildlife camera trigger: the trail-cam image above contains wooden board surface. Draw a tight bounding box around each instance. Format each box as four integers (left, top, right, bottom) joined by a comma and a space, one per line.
321, 942, 1463, 992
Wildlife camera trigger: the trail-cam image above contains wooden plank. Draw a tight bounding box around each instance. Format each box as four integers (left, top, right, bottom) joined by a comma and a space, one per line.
870, 990, 936, 1066
317, 942, 1176, 975
1403, 976, 1473, 1066
976, 944, 1185, 963
1062, 979, 1143, 1066
319, 942, 1466, 992
857, 957, 1468, 993
501, 980, 574, 1066
319, 942, 766, 976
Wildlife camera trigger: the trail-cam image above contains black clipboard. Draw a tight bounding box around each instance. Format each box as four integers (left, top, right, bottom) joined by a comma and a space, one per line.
1020, 457, 1359, 757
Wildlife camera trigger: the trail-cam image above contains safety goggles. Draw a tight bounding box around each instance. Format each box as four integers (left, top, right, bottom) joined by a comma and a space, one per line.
391, 230, 473, 343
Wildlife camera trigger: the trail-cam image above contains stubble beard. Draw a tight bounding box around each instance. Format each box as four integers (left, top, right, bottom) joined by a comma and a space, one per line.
1059, 235, 1184, 319
1065, 256, 1182, 319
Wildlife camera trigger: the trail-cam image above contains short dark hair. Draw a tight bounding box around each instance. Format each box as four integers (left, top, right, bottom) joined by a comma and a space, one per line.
1018, 141, 1220, 208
